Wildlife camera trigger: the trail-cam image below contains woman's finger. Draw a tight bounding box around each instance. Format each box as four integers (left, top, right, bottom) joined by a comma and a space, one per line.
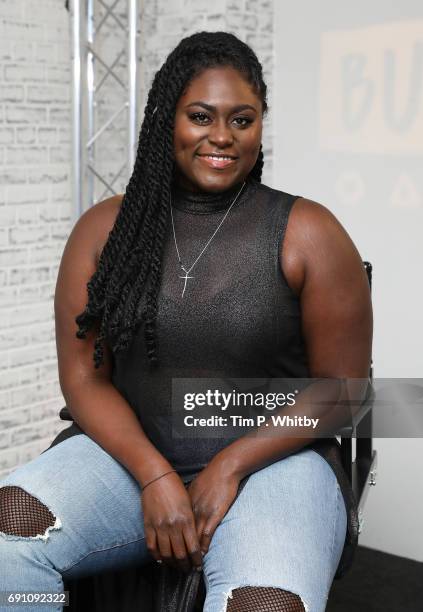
144, 525, 162, 563
156, 530, 174, 567
169, 528, 191, 573
182, 522, 203, 569
194, 515, 207, 552
199, 519, 215, 556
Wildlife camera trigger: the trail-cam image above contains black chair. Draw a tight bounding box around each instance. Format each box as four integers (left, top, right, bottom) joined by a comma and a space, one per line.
55, 261, 377, 611
337, 261, 377, 536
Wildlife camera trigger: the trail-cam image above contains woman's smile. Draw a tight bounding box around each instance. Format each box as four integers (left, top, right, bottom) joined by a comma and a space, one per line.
195, 153, 238, 170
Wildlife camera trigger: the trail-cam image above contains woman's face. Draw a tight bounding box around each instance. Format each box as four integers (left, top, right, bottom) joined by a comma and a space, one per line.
173, 66, 263, 192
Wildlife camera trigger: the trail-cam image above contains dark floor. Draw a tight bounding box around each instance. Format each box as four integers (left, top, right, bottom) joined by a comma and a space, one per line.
64, 544, 422, 611
326, 545, 423, 611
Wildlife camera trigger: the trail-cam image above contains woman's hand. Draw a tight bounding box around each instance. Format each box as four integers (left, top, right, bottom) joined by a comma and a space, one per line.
186, 457, 242, 556
141, 471, 203, 573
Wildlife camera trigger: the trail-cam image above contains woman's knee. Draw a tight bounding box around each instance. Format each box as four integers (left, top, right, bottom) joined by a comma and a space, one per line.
208, 585, 308, 612
225, 586, 306, 611
0, 485, 62, 541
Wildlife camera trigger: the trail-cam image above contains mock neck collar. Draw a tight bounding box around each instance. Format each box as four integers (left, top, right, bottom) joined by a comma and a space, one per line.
170, 179, 249, 214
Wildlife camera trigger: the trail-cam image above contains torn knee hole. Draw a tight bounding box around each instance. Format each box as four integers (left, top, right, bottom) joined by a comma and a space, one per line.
0, 485, 61, 540
225, 586, 306, 612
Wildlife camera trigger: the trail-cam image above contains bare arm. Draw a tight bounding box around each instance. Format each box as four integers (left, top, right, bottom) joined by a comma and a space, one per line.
54, 195, 174, 487
55, 196, 206, 571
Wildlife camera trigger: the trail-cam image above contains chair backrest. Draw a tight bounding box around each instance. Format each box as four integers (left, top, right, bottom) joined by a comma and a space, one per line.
339, 260, 377, 534
363, 261, 373, 379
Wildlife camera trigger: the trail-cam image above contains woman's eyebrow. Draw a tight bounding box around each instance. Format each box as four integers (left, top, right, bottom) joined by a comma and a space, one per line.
185, 101, 257, 113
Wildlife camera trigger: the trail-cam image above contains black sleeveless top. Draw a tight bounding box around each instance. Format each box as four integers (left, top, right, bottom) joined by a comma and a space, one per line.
49, 176, 358, 579
111, 177, 312, 474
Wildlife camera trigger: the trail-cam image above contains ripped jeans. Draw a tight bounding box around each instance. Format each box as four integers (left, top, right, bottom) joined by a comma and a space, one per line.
0, 433, 346, 612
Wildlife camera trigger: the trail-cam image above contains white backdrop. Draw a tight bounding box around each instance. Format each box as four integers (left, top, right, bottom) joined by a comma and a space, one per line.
273, 1, 423, 561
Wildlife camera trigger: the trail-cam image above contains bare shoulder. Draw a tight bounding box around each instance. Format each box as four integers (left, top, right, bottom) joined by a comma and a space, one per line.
54, 193, 124, 387
286, 196, 353, 244
281, 196, 363, 296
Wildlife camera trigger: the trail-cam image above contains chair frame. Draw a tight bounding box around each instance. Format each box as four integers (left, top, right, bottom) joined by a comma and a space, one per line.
338, 261, 377, 533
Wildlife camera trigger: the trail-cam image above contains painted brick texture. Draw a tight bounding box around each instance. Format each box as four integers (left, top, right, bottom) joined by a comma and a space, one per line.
0, 0, 71, 478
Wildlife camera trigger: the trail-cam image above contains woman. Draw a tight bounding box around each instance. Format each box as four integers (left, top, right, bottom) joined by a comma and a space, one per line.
0, 32, 372, 612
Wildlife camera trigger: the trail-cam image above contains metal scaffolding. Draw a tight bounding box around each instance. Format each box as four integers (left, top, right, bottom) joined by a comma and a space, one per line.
70, 0, 139, 221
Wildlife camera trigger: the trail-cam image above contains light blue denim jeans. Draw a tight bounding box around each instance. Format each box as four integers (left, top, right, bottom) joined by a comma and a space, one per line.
0, 434, 346, 612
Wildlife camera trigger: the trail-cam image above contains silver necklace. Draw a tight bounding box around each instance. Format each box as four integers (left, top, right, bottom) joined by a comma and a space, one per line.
169, 182, 246, 297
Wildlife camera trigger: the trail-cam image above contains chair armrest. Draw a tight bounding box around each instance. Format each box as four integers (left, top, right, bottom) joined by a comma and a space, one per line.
336, 382, 375, 437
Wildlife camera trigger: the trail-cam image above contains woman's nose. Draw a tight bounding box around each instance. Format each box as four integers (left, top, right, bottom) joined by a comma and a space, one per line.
208, 120, 234, 147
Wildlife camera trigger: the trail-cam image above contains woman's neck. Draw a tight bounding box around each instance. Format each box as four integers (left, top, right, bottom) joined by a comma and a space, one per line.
170, 178, 248, 214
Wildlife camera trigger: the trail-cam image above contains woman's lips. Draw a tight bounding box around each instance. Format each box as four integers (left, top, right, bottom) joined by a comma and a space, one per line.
196, 154, 238, 169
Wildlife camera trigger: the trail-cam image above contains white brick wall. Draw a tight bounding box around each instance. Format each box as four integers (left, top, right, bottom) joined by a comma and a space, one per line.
0, 0, 72, 478
0, 0, 274, 479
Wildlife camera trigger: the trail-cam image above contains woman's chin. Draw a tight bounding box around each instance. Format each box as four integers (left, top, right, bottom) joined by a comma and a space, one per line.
193, 173, 242, 193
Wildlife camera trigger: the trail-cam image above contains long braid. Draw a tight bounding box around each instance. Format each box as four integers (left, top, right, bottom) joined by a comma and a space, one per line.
75, 31, 268, 370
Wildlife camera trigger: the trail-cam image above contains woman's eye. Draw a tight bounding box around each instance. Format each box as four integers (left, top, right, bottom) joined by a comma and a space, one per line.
232, 116, 252, 127
190, 112, 210, 124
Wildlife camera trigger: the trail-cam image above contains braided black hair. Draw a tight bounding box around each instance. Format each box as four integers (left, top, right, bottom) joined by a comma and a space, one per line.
75, 31, 268, 371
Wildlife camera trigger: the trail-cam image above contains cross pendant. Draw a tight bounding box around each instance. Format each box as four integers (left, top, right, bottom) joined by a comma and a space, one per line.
179, 269, 194, 298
